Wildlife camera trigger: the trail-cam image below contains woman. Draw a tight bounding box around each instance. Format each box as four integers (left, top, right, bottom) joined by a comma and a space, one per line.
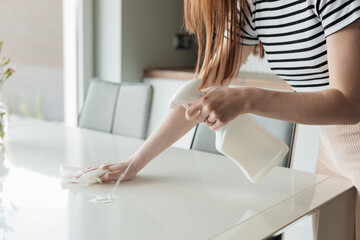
87, 0, 360, 238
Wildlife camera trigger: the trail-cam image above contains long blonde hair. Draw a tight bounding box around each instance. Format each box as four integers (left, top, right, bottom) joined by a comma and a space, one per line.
184, 0, 264, 87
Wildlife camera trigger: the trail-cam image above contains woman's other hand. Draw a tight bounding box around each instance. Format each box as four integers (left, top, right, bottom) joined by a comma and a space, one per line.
185, 86, 250, 130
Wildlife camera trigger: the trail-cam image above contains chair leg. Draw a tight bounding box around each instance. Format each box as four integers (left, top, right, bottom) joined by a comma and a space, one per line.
266, 234, 282, 240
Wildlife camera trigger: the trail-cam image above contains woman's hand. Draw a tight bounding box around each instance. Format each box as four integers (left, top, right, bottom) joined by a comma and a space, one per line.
185, 86, 250, 130
84, 159, 141, 183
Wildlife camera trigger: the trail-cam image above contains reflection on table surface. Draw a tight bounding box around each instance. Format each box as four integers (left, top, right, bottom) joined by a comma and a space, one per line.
0, 120, 327, 240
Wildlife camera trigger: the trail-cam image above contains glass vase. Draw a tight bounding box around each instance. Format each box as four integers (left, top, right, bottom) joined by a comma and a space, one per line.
0, 95, 8, 144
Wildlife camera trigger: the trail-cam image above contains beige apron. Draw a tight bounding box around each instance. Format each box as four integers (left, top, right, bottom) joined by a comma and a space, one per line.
316, 123, 360, 239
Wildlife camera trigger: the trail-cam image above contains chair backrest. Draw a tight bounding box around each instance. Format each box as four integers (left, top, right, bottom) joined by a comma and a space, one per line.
78, 79, 120, 133
112, 82, 153, 139
79, 79, 153, 139
191, 114, 296, 168
190, 123, 219, 154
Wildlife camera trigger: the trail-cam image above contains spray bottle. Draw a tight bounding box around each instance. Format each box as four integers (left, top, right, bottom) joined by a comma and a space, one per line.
169, 78, 289, 183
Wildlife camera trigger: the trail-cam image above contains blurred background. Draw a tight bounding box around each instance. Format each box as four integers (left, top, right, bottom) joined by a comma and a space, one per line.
0, 0, 63, 121
0, 0, 317, 172
0, 0, 318, 172
0, 0, 272, 123
0, 1, 322, 239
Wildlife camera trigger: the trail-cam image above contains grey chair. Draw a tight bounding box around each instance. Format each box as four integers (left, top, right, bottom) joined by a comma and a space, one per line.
78, 78, 120, 133
112, 82, 153, 139
79, 79, 153, 139
190, 114, 296, 168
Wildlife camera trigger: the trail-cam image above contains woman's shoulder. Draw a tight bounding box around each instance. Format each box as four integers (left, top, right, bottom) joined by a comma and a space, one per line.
305, 0, 360, 37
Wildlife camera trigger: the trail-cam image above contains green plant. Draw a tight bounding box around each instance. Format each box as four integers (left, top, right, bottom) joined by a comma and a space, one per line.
0, 41, 14, 140
0, 41, 15, 88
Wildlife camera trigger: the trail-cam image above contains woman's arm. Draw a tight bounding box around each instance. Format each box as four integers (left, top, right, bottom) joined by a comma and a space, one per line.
187, 19, 360, 129
250, 19, 360, 125
95, 41, 255, 182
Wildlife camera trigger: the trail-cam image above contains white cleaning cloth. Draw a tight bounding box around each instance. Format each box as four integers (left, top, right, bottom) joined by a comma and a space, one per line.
61, 165, 108, 185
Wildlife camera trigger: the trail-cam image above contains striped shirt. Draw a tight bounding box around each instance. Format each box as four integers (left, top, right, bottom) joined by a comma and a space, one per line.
239, 0, 360, 92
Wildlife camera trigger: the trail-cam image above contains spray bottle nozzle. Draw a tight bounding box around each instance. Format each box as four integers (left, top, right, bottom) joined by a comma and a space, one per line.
169, 79, 204, 110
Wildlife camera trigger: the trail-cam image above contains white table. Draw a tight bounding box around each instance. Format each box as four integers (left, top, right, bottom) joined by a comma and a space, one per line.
0, 119, 356, 240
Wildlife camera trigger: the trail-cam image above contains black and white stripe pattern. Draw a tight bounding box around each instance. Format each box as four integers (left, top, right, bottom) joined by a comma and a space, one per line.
240, 0, 360, 92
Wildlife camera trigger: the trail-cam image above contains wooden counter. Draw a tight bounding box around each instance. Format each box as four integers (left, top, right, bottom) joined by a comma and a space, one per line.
144, 68, 293, 91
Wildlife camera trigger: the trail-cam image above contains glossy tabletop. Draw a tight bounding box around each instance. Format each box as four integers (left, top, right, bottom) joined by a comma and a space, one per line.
0, 119, 354, 240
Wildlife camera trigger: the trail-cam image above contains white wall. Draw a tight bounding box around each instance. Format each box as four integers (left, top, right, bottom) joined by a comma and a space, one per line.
93, 0, 197, 84
3, 63, 63, 121
121, 0, 197, 82
94, 0, 121, 83
0, 0, 63, 121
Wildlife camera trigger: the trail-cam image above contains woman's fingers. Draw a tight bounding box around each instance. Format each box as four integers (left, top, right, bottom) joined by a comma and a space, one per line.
185, 102, 203, 120
86, 163, 101, 170
195, 109, 209, 123
186, 87, 220, 121
83, 162, 112, 173
204, 113, 217, 127
83, 166, 101, 174
83, 162, 121, 175
100, 167, 134, 183
209, 120, 224, 131
201, 86, 217, 94
99, 162, 132, 182
99, 170, 122, 182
